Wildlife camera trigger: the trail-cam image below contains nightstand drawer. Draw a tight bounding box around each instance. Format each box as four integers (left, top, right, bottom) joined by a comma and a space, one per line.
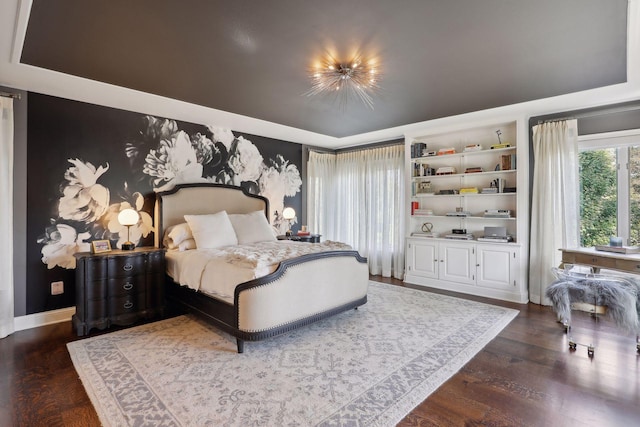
108, 255, 145, 277
86, 257, 108, 279
108, 275, 144, 297
86, 280, 107, 301
108, 292, 146, 316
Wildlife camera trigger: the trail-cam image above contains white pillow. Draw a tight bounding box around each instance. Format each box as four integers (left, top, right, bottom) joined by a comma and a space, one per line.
184, 211, 238, 249
163, 223, 194, 249
228, 210, 277, 244
178, 238, 197, 251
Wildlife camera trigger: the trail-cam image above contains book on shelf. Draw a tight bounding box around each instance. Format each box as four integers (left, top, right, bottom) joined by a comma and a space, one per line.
446, 211, 471, 217
459, 187, 478, 194
297, 231, 310, 236
411, 142, 427, 158
445, 233, 474, 240
501, 154, 516, 171
490, 143, 511, 149
411, 232, 438, 238
477, 236, 513, 243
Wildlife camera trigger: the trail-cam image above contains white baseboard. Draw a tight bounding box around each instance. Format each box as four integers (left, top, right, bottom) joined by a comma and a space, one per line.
14, 306, 76, 332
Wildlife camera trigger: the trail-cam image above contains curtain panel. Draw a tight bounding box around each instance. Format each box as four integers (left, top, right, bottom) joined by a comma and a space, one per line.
308, 145, 405, 279
0, 97, 14, 338
529, 119, 579, 305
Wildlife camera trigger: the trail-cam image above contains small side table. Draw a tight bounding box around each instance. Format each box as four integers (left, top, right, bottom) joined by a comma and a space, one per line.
73, 246, 165, 336
277, 234, 322, 243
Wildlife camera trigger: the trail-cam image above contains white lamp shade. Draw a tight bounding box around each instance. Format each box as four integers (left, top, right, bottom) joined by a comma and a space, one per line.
282, 207, 296, 220
118, 208, 139, 226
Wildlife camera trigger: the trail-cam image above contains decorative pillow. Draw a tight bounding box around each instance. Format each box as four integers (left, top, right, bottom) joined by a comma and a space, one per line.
163, 222, 194, 249
178, 238, 197, 251
228, 210, 277, 244
184, 211, 238, 249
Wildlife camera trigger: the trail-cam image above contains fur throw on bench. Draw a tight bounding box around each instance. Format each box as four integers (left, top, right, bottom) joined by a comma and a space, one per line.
545, 273, 640, 334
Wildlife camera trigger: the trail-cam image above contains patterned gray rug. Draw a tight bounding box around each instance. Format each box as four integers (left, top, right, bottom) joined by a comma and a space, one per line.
67, 281, 518, 426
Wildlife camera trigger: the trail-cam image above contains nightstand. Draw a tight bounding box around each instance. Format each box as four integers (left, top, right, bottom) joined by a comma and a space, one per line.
72, 247, 165, 336
277, 234, 322, 243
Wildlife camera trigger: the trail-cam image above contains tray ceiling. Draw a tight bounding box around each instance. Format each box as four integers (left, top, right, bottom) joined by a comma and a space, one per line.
20, 0, 627, 138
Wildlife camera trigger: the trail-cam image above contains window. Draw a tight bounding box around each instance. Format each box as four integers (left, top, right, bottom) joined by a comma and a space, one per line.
579, 130, 640, 247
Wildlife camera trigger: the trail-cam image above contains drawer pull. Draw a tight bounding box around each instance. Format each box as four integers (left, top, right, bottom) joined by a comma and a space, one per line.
123, 282, 133, 290
123, 263, 133, 272
124, 301, 133, 309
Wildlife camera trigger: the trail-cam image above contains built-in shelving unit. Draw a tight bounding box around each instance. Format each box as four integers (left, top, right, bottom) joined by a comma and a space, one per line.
404, 117, 529, 303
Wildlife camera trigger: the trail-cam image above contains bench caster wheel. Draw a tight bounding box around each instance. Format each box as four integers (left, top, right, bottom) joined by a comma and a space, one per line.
587, 345, 594, 358
569, 340, 577, 351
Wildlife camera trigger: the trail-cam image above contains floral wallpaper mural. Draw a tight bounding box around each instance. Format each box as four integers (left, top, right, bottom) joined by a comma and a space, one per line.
26, 93, 302, 314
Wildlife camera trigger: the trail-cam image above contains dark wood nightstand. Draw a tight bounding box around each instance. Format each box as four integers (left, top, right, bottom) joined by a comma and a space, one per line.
277, 234, 322, 243
72, 247, 165, 336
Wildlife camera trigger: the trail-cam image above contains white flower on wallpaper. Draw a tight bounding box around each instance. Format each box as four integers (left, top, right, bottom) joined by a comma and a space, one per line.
58, 159, 110, 223
259, 155, 302, 229
38, 115, 302, 269
228, 136, 264, 184
207, 125, 235, 150
38, 224, 91, 269
143, 130, 207, 192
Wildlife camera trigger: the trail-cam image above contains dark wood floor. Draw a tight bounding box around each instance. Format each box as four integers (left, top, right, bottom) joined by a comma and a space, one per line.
1, 276, 639, 426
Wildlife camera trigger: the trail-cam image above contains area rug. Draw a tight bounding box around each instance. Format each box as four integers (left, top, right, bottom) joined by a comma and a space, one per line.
67, 281, 518, 426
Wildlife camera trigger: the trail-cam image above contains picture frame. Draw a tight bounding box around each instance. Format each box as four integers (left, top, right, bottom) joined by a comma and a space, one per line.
91, 240, 112, 254
416, 181, 432, 194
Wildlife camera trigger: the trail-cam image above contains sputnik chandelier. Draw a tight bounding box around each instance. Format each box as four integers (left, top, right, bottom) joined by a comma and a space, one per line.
306, 56, 380, 109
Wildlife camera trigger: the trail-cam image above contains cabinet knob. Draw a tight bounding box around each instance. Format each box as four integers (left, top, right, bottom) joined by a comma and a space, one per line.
124, 301, 133, 309
123, 263, 133, 271
123, 282, 133, 290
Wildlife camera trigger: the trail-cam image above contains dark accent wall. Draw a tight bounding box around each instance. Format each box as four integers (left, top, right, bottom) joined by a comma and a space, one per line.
24, 93, 303, 315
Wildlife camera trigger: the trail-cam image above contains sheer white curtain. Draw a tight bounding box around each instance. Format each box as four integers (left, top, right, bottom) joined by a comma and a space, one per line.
0, 97, 14, 338
308, 145, 405, 278
529, 119, 579, 305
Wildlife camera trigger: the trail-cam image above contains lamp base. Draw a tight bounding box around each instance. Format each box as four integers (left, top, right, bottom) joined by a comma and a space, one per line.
121, 242, 136, 251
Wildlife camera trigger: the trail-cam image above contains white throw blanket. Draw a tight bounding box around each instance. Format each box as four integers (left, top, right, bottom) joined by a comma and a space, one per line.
166, 240, 353, 303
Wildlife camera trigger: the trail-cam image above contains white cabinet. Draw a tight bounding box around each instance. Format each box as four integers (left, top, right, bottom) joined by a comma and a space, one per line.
476, 244, 518, 291
405, 238, 526, 303
406, 239, 438, 279
439, 242, 475, 285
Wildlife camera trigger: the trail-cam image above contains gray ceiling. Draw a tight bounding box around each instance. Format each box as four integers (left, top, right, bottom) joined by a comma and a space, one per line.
21, 0, 628, 138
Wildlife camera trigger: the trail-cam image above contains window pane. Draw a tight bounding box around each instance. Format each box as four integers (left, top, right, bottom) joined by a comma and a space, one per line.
630, 146, 640, 245
579, 149, 617, 247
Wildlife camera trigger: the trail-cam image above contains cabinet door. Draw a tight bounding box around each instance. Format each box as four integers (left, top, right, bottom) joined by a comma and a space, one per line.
407, 240, 439, 278
476, 244, 517, 290
439, 242, 475, 285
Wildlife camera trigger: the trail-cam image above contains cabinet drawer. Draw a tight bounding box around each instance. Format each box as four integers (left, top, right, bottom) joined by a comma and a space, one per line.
86, 298, 107, 320
108, 275, 145, 298
108, 255, 145, 278
108, 292, 145, 316
573, 253, 617, 269
85, 257, 108, 279
615, 259, 640, 272
86, 280, 107, 301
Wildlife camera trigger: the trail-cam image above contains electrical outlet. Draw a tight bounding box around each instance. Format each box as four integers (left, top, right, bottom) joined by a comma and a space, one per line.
51, 281, 64, 295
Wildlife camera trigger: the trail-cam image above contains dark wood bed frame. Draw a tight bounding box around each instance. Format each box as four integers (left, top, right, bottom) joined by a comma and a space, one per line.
156, 183, 369, 353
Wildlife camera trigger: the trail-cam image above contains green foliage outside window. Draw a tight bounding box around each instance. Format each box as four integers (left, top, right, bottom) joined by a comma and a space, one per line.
579, 150, 617, 247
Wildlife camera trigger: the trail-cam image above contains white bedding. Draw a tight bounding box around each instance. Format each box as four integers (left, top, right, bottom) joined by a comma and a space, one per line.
166, 240, 353, 303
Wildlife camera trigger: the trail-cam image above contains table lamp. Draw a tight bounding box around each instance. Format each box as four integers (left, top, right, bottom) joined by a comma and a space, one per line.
282, 207, 296, 236
118, 208, 139, 250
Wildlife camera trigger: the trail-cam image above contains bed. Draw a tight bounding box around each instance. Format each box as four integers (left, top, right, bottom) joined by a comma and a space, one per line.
155, 183, 369, 353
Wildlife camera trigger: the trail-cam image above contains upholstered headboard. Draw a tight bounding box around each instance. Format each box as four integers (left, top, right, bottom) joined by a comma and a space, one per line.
155, 183, 269, 247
